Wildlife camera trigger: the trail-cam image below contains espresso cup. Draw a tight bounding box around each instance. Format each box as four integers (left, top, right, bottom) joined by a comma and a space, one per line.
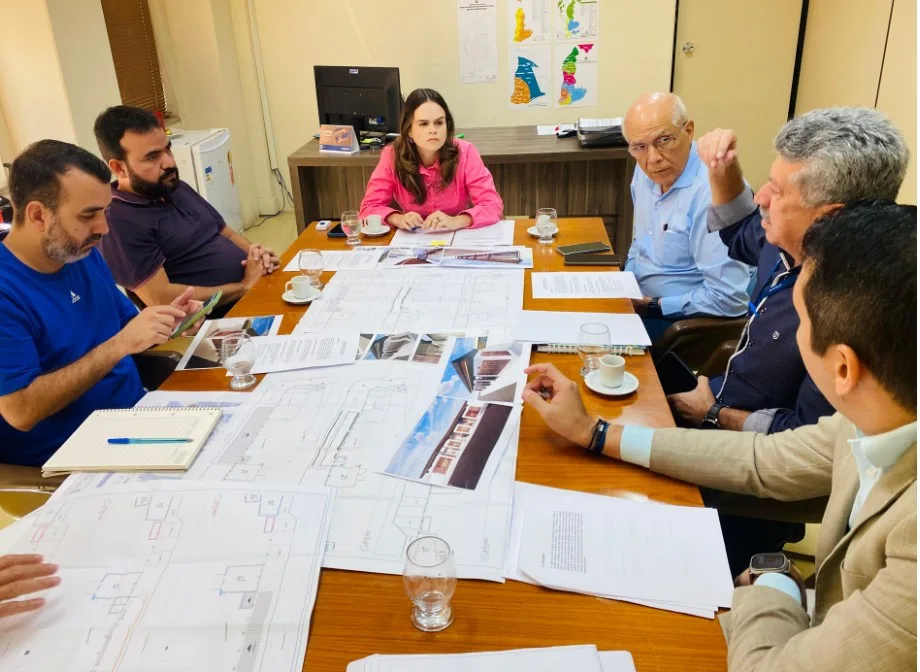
364, 214, 385, 232
285, 276, 314, 299
598, 354, 626, 388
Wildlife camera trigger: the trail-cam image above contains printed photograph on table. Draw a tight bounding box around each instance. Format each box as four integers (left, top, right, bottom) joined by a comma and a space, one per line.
380, 247, 440, 267
438, 247, 534, 268
437, 336, 531, 404
384, 395, 518, 490
362, 333, 419, 362
508, 45, 552, 108
555, 0, 599, 41
177, 315, 282, 370
554, 42, 598, 108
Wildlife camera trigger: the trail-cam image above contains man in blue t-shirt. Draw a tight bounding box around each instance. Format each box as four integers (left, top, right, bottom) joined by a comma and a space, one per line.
0, 140, 202, 466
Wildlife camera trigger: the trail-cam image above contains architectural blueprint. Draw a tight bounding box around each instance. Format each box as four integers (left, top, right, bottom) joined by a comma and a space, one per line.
295, 268, 525, 334
0, 481, 333, 672
57, 349, 522, 582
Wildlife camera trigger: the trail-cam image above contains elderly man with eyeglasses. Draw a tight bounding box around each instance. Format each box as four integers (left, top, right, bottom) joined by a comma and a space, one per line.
623, 92, 752, 343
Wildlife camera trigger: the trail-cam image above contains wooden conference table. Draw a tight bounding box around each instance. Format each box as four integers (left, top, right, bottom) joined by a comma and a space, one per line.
160, 218, 727, 671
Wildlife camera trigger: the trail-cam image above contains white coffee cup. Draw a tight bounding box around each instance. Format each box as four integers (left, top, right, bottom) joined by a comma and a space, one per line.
598, 354, 626, 388
364, 214, 385, 232
285, 276, 314, 299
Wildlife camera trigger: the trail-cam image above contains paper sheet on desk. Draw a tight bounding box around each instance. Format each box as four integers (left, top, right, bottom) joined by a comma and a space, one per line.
0, 480, 334, 672
283, 247, 386, 272
505, 482, 717, 618
391, 220, 515, 248
346, 645, 633, 671
235, 332, 359, 374
517, 483, 734, 613
514, 310, 651, 346
532, 271, 643, 299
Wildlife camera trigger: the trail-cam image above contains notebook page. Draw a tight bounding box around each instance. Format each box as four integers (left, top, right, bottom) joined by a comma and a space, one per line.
43, 408, 220, 472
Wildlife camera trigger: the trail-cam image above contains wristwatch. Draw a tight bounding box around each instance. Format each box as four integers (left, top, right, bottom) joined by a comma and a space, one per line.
647, 297, 662, 318
701, 402, 726, 429
750, 552, 792, 576
749, 552, 808, 609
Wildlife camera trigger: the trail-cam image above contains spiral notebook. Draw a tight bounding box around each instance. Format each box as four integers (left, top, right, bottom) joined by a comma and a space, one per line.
42, 407, 221, 477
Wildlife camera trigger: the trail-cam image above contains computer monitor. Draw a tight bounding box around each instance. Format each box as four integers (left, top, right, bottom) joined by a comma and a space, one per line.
314, 66, 402, 136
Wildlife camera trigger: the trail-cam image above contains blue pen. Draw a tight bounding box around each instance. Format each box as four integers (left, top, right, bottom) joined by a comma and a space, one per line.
107, 438, 193, 445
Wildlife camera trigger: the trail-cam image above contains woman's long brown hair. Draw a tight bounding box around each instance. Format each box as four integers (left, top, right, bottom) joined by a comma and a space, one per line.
392, 88, 460, 205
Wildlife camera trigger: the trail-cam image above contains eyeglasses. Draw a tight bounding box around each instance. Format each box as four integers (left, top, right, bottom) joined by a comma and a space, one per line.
627, 123, 687, 157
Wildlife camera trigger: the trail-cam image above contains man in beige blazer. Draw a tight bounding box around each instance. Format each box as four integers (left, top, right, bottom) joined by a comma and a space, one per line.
523, 200, 916, 671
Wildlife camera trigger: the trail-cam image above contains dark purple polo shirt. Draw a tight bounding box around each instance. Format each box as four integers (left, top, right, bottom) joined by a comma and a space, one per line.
100, 181, 246, 291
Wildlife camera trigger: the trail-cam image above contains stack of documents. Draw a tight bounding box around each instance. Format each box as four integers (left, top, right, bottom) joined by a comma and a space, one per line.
505, 482, 734, 618
513, 310, 651, 346
348, 645, 635, 671
391, 219, 516, 247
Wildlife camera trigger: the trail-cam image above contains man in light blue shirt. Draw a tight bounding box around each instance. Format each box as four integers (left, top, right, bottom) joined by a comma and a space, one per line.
522, 200, 916, 670
623, 93, 751, 341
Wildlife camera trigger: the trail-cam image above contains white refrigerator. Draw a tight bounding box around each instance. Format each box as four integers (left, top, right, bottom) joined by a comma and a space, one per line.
170, 129, 243, 231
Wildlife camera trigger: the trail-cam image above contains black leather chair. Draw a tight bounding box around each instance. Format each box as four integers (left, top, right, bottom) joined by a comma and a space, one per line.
651, 316, 747, 372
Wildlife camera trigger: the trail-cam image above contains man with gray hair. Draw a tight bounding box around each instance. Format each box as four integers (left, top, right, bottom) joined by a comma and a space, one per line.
667, 108, 908, 436
622, 93, 751, 342
664, 107, 908, 573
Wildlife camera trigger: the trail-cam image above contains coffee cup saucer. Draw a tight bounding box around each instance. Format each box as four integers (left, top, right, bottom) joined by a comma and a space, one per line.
361, 225, 390, 237
584, 370, 639, 396
282, 287, 321, 305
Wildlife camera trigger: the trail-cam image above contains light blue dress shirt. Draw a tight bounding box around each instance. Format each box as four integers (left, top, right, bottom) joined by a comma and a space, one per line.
625, 143, 751, 318
618, 420, 918, 606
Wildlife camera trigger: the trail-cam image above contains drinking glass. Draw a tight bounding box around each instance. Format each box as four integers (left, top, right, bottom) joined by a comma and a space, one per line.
298, 249, 324, 288
403, 536, 456, 632
341, 210, 362, 246
577, 322, 611, 377
535, 207, 557, 245
221, 332, 257, 390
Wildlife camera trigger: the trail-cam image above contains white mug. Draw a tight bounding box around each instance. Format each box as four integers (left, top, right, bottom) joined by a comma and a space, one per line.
285, 275, 313, 299
363, 214, 385, 232
598, 354, 626, 388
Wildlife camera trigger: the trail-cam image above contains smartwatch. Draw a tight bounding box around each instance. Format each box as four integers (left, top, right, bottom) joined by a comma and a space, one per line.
750, 552, 791, 576
749, 552, 808, 609
701, 402, 726, 429
647, 297, 662, 318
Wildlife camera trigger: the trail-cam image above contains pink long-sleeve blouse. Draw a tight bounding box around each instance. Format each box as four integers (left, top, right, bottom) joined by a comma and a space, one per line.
359, 139, 504, 229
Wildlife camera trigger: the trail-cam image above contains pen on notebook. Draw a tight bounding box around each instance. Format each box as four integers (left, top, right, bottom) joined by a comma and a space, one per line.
107, 438, 193, 445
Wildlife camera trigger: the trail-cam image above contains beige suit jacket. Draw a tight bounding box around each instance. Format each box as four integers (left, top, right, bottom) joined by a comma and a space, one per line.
650, 413, 916, 672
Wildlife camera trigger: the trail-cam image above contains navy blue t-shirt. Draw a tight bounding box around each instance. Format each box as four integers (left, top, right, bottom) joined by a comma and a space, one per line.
0, 246, 145, 466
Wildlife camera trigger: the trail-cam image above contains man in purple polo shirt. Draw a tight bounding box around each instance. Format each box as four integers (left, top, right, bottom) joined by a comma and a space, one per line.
94, 106, 280, 318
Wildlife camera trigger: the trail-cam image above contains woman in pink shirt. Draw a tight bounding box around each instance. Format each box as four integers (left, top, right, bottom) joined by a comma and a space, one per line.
359, 88, 503, 231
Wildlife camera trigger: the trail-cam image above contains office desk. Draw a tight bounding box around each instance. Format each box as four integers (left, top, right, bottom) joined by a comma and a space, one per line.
287, 127, 636, 253
161, 218, 727, 672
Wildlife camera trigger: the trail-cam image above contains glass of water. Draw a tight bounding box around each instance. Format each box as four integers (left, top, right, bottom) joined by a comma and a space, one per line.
535, 207, 557, 245
403, 536, 456, 632
220, 332, 257, 390
298, 249, 324, 288
341, 210, 362, 247
578, 322, 611, 377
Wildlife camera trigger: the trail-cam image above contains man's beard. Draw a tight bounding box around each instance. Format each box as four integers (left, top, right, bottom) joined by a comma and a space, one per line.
42, 215, 101, 264
128, 165, 180, 199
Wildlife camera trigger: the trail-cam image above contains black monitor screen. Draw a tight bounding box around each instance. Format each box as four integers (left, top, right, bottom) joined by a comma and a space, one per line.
314, 66, 402, 134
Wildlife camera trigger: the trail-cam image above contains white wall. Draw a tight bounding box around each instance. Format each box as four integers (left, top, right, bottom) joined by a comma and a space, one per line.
0, 0, 120, 158
0, 0, 76, 152
150, 0, 281, 224
251, 0, 676, 191
875, 0, 917, 204
794, 0, 917, 204
46, 0, 122, 154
